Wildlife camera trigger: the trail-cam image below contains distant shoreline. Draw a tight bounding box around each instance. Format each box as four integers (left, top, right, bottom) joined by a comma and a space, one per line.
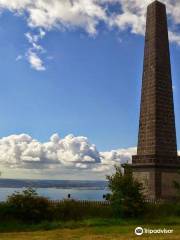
0, 179, 108, 189
0, 186, 107, 190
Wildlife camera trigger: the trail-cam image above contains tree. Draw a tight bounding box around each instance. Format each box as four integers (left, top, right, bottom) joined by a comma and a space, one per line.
106, 164, 145, 218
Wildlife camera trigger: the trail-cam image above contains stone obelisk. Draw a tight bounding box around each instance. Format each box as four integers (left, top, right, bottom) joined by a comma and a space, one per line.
132, 0, 180, 199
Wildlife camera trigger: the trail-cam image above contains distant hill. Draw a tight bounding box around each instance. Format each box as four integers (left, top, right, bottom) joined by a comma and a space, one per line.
0, 179, 108, 189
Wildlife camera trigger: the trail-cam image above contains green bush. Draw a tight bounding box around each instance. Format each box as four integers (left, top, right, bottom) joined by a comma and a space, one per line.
53, 200, 84, 220
107, 165, 145, 218
0, 202, 13, 222
53, 200, 113, 220
1, 186, 180, 225
6, 188, 53, 223
144, 202, 180, 219
0, 188, 113, 223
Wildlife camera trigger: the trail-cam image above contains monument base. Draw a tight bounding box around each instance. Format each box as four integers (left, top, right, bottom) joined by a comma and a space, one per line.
131, 156, 180, 200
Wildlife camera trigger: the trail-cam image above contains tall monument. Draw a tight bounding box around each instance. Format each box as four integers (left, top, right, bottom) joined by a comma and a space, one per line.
132, 0, 180, 199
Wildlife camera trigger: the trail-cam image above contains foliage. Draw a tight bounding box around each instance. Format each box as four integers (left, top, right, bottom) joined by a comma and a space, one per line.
144, 202, 180, 220
53, 200, 113, 220
53, 200, 84, 220
106, 164, 145, 217
5, 188, 52, 223
1, 183, 180, 226
0, 188, 113, 223
173, 170, 180, 201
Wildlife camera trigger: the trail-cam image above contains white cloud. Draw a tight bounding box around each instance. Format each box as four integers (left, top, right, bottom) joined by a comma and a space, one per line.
169, 31, 180, 46
27, 50, 45, 71
0, 133, 179, 178
25, 29, 46, 70
0, 1, 179, 69
0, 133, 136, 174
25, 29, 45, 50
0, 0, 107, 35
95, 147, 136, 172
0, 0, 179, 38
107, 0, 180, 44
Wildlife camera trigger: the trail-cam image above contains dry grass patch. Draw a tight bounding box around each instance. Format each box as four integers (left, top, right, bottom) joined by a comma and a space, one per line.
0, 226, 180, 240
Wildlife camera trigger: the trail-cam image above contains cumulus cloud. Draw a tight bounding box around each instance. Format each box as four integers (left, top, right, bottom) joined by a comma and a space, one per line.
0, 133, 136, 174
94, 147, 136, 172
0, 133, 179, 177
0, 0, 179, 69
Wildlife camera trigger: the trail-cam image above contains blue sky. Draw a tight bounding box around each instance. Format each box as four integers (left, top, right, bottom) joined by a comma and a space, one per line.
0, 21, 143, 151
0, 0, 179, 179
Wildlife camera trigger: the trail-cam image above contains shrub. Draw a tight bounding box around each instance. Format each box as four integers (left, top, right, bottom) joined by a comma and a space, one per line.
53, 200, 84, 220
0, 189, 113, 223
106, 165, 145, 218
0, 202, 13, 222
173, 170, 180, 202
53, 200, 113, 220
144, 202, 180, 219
6, 188, 52, 223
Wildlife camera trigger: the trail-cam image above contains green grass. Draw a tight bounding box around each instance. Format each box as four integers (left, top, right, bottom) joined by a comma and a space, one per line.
0, 217, 180, 239
0, 216, 180, 233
